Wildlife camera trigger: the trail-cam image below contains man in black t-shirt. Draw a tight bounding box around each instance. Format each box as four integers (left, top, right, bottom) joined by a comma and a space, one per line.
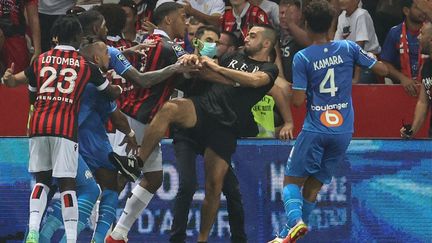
401, 21, 432, 138
109, 24, 279, 242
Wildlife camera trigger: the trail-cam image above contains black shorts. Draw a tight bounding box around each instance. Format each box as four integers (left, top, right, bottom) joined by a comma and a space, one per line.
186, 97, 237, 163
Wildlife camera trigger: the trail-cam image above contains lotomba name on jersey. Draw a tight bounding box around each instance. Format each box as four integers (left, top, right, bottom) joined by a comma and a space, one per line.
313, 55, 343, 71
41, 56, 80, 67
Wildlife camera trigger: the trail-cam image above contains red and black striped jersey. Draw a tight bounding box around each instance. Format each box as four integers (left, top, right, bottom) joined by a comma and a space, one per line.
221, 3, 269, 44
121, 30, 186, 124
25, 45, 109, 142
105, 35, 141, 133
0, 0, 37, 37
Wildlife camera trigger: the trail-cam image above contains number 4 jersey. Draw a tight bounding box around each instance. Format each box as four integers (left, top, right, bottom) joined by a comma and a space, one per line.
25, 45, 109, 142
292, 40, 377, 134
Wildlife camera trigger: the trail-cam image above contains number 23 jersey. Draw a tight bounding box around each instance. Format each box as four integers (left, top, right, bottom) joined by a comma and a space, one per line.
292, 40, 377, 134
25, 45, 108, 142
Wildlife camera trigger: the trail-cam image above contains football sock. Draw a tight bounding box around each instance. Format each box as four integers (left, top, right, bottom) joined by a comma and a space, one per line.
93, 189, 119, 243
282, 184, 303, 228
29, 183, 50, 231
111, 185, 153, 240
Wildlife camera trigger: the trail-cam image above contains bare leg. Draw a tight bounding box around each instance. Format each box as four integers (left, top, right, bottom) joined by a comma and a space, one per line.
138, 98, 197, 165
302, 176, 323, 202
198, 148, 229, 242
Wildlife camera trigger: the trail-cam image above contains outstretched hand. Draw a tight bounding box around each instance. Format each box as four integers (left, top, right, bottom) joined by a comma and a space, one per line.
1, 62, 15, 86
119, 133, 139, 155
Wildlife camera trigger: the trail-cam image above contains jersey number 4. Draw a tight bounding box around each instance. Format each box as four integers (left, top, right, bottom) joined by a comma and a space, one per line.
40, 66, 78, 94
319, 68, 338, 97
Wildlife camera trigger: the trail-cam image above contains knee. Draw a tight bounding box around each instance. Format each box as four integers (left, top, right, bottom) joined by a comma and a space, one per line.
178, 179, 197, 197
205, 179, 223, 198
159, 102, 178, 121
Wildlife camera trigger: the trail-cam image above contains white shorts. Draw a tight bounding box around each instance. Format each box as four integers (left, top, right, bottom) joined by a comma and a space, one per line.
29, 136, 78, 178
111, 114, 162, 173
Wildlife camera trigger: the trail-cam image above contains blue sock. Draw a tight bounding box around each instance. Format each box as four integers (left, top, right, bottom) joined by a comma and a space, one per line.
93, 189, 119, 243
302, 199, 316, 225
278, 224, 290, 238
39, 213, 63, 243
283, 184, 303, 228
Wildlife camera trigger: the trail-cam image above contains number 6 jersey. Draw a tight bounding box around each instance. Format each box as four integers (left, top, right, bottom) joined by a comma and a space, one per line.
25, 45, 109, 142
292, 40, 377, 134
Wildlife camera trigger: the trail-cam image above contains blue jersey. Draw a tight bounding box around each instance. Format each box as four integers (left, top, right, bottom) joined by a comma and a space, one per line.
292, 40, 377, 134
78, 83, 117, 171
108, 46, 131, 75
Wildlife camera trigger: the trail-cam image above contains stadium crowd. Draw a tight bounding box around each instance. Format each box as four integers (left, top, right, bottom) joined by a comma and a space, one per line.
0, 0, 431, 242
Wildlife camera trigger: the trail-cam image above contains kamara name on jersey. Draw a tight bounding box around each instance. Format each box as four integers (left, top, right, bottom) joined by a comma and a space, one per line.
41, 56, 80, 67
313, 55, 344, 71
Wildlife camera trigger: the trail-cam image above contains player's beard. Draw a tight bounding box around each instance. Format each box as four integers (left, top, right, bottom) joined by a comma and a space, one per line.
244, 43, 263, 57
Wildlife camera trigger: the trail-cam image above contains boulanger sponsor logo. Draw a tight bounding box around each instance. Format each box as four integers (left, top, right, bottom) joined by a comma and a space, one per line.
311, 102, 348, 127
320, 110, 344, 127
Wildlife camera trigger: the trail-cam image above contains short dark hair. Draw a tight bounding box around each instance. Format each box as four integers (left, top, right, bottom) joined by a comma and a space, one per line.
304, 0, 335, 34
77, 10, 104, 36
93, 4, 126, 36
252, 23, 278, 48
221, 31, 240, 48
152, 2, 183, 25
401, 0, 414, 8
195, 25, 220, 39
119, 0, 138, 15
51, 15, 83, 45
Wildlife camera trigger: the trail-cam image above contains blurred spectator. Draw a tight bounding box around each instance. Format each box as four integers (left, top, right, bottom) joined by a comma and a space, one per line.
134, 0, 156, 38
221, 0, 269, 44
0, 0, 41, 74
187, 17, 204, 46
119, 0, 140, 42
155, 0, 224, 27
249, 0, 280, 28
414, 0, 432, 21
381, 0, 426, 96
278, 0, 309, 82
217, 31, 240, 57
334, 0, 381, 83
374, 0, 404, 45
39, 0, 76, 52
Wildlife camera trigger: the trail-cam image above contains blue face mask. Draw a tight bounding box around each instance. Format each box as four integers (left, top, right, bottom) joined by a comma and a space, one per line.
199, 42, 217, 58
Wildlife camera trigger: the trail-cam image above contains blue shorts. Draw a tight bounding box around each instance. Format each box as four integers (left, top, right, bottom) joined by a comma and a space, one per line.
80, 139, 116, 173
285, 131, 352, 184
76, 154, 97, 188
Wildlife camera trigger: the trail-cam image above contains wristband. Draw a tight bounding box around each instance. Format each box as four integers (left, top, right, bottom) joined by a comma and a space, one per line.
116, 85, 123, 94
128, 129, 135, 138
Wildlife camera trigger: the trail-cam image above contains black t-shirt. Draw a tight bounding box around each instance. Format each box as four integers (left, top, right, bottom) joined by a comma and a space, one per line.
280, 33, 303, 82
421, 58, 432, 103
195, 50, 278, 137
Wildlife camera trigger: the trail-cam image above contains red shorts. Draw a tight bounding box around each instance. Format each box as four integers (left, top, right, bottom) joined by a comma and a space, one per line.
1, 36, 30, 73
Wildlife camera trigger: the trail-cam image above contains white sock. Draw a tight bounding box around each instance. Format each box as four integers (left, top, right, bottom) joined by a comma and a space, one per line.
29, 183, 50, 231
61, 190, 78, 242
111, 185, 153, 240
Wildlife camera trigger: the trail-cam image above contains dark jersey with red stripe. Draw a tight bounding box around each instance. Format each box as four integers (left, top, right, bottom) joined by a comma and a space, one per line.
221, 4, 269, 44
105, 36, 141, 133
121, 32, 186, 124
0, 0, 36, 37
25, 46, 108, 142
